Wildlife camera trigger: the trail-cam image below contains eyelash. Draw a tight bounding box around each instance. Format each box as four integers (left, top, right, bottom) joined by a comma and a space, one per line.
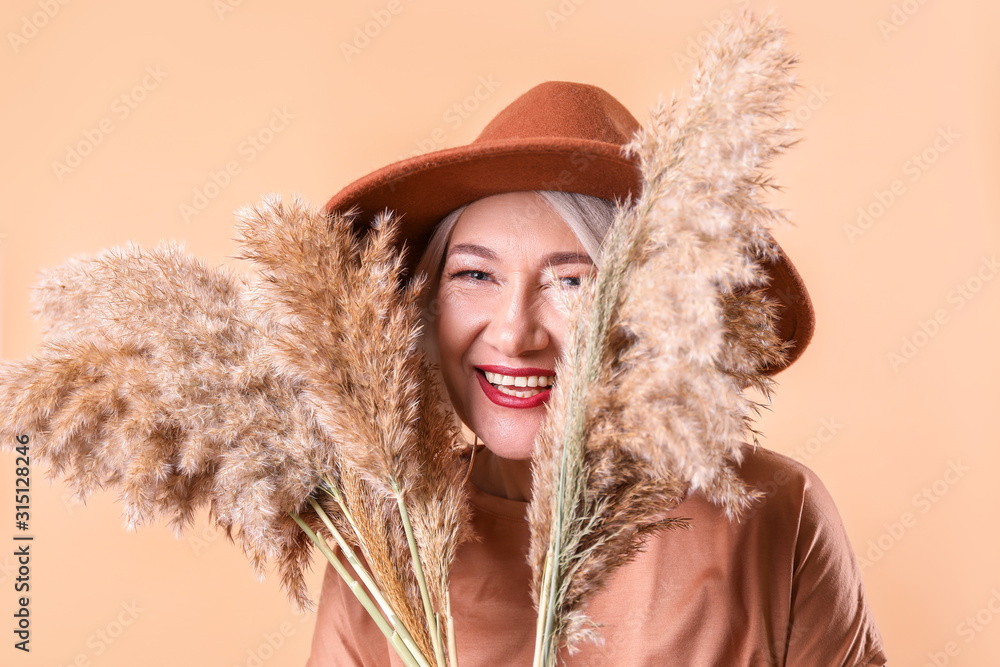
449, 269, 491, 282
448, 269, 582, 289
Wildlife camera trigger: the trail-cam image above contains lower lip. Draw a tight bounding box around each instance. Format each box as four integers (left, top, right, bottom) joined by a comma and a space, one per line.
476, 372, 552, 409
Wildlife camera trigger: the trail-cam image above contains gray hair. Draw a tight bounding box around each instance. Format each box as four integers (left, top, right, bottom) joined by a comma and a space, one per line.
414, 191, 618, 291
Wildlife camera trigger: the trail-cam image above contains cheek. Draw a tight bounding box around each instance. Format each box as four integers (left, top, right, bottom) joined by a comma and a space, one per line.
433, 290, 479, 410
434, 293, 468, 367
540, 304, 570, 357
434, 286, 492, 358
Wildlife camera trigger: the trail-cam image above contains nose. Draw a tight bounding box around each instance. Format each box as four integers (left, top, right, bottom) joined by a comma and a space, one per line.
481, 281, 550, 358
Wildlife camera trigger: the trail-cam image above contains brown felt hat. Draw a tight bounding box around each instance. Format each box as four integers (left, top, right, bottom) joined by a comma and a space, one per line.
323, 81, 814, 374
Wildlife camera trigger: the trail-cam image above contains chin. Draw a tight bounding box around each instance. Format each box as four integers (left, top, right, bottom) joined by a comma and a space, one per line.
445, 375, 546, 461
481, 439, 535, 461
470, 410, 543, 461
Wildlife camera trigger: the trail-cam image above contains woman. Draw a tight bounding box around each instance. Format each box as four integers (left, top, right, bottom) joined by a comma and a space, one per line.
307, 82, 887, 665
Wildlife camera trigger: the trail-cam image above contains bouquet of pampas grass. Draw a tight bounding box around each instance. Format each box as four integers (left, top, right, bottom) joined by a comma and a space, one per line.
528, 11, 797, 663
0, 198, 470, 667
0, 9, 799, 667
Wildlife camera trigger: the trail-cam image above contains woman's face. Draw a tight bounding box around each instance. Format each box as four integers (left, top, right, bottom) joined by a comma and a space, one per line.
433, 191, 594, 460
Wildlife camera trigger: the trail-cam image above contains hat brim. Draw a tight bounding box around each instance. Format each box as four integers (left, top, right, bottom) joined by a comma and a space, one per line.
324, 139, 813, 375
324, 137, 640, 255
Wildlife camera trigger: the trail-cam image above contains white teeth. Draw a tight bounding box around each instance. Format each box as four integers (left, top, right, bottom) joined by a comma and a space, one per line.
483, 370, 556, 389
495, 384, 538, 398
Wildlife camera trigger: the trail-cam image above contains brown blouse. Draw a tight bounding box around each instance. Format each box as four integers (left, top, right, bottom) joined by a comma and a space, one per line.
307, 445, 887, 666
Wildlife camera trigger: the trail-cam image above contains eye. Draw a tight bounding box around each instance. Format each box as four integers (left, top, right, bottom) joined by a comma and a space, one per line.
549, 269, 591, 290
449, 269, 491, 282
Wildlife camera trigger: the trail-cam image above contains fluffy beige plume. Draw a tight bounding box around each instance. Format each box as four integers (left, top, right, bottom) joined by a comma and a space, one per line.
407, 362, 472, 627
612, 8, 796, 516
0, 197, 470, 623
234, 196, 426, 496
529, 10, 798, 659
0, 242, 341, 607
234, 195, 470, 661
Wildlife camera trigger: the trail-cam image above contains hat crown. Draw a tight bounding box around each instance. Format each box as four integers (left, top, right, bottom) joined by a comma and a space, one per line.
474, 81, 641, 146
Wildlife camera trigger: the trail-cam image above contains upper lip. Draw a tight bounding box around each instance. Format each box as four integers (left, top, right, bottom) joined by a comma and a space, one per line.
476, 364, 556, 376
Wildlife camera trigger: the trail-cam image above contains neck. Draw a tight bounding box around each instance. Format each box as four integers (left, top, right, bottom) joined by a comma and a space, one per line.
468, 448, 533, 502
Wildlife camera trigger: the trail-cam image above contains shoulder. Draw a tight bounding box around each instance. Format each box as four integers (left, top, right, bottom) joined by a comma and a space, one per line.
731, 448, 887, 665
734, 445, 842, 531
651, 445, 851, 584
729, 445, 860, 570
666, 445, 868, 603
736, 443, 821, 499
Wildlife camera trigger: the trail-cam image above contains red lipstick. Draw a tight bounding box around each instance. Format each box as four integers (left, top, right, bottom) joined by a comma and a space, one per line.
475, 366, 555, 409
477, 365, 555, 376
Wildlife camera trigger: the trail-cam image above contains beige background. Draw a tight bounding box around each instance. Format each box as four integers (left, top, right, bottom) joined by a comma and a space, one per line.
1, 0, 996, 665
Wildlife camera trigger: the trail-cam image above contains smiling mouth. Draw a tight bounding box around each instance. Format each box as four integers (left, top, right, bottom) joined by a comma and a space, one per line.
478, 369, 556, 399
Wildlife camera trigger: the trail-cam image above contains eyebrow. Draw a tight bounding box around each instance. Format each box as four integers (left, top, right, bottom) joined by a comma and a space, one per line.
446, 243, 593, 266
447, 243, 498, 262
543, 251, 594, 266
